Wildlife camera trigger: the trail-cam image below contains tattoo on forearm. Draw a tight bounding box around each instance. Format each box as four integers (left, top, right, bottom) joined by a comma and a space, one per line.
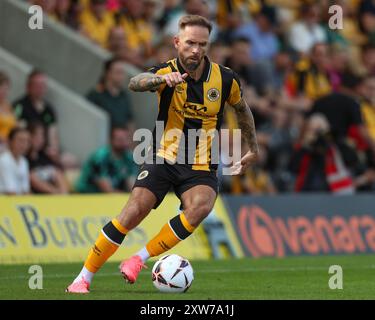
232, 99, 259, 154
128, 73, 164, 92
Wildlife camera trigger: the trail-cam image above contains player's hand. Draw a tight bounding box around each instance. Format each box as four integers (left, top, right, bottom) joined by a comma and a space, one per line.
161, 72, 188, 87
229, 150, 258, 175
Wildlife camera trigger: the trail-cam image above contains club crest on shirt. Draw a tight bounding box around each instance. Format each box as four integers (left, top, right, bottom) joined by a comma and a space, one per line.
137, 170, 149, 180
175, 85, 184, 93
207, 88, 220, 102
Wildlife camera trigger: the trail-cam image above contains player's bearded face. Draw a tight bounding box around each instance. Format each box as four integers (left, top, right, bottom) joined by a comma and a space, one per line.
180, 54, 201, 71
176, 26, 209, 71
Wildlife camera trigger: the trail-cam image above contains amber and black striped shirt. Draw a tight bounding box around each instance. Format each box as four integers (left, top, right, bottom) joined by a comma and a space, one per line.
148, 56, 242, 171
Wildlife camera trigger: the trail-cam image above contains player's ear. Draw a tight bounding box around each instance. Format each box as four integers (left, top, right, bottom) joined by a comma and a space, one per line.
173, 35, 180, 50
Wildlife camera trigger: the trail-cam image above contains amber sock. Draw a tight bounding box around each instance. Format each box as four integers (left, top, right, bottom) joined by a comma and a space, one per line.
144, 212, 195, 258
75, 218, 128, 283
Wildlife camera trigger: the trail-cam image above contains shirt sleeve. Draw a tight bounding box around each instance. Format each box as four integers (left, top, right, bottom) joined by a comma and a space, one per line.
227, 71, 243, 106
0, 156, 18, 193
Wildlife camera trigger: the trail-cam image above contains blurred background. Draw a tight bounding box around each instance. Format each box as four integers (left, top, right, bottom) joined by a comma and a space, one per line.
1, 0, 375, 196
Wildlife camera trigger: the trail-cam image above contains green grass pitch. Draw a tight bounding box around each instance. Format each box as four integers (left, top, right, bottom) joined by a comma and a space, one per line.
0, 255, 374, 300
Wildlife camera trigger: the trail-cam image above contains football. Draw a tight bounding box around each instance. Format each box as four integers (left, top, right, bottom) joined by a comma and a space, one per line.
151, 254, 194, 293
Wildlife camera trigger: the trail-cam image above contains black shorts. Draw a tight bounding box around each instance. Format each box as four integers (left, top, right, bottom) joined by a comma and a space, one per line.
132, 159, 219, 209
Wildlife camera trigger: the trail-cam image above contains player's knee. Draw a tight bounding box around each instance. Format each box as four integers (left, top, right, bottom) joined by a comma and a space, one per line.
184, 203, 213, 226
118, 201, 148, 230
131, 202, 149, 218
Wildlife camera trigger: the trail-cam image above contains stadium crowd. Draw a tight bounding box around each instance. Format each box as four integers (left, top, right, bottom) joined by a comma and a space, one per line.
1, 0, 375, 195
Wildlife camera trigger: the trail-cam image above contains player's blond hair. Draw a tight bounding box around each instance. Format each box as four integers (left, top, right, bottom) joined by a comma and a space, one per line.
178, 15, 212, 34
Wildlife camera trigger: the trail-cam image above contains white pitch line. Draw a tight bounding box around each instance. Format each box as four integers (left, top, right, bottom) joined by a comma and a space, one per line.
0, 265, 374, 281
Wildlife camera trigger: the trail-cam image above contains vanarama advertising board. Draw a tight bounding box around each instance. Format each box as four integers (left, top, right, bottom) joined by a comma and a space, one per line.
223, 194, 375, 257
0, 194, 223, 264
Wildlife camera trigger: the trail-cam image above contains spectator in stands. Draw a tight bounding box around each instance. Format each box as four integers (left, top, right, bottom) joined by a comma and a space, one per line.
290, 114, 355, 194
0, 127, 30, 195
208, 41, 229, 65
107, 26, 126, 56
87, 58, 134, 130
222, 33, 280, 124
79, 0, 115, 48
356, 75, 375, 190
232, 5, 279, 63
272, 51, 293, 91
311, 73, 375, 190
216, 0, 257, 36
156, 0, 182, 31
107, 25, 126, 55
225, 37, 266, 93
116, 0, 154, 60
143, 0, 160, 23
309, 73, 366, 146
13, 70, 60, 163
107, 26, 145, 68
231, 5, 279, 95
75, 126, 137, 193
225, 37, 255, 86
360, 75, 375, 141
287, 2, 327, 55
326, 44, 352, 92
27, 122, 68, 194
284, 43, 332, 109
164, 0, 219, 42
222, 39, 272, 131
309, 74, 375, 189
150, 40, 176, 66
362, 43, 375, 76
55, 0, 81, 30
0, 72, 17, 152
359, 0, 375, 41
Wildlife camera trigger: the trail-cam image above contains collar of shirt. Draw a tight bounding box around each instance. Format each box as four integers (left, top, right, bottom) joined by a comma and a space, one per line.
176, 56, 212, 82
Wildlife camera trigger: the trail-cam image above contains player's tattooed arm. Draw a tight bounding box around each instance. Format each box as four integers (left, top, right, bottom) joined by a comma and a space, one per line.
232, 98, 259, 156
229, 98, 259, 175
128, 72, 165, 92
129, 71, 188, 92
